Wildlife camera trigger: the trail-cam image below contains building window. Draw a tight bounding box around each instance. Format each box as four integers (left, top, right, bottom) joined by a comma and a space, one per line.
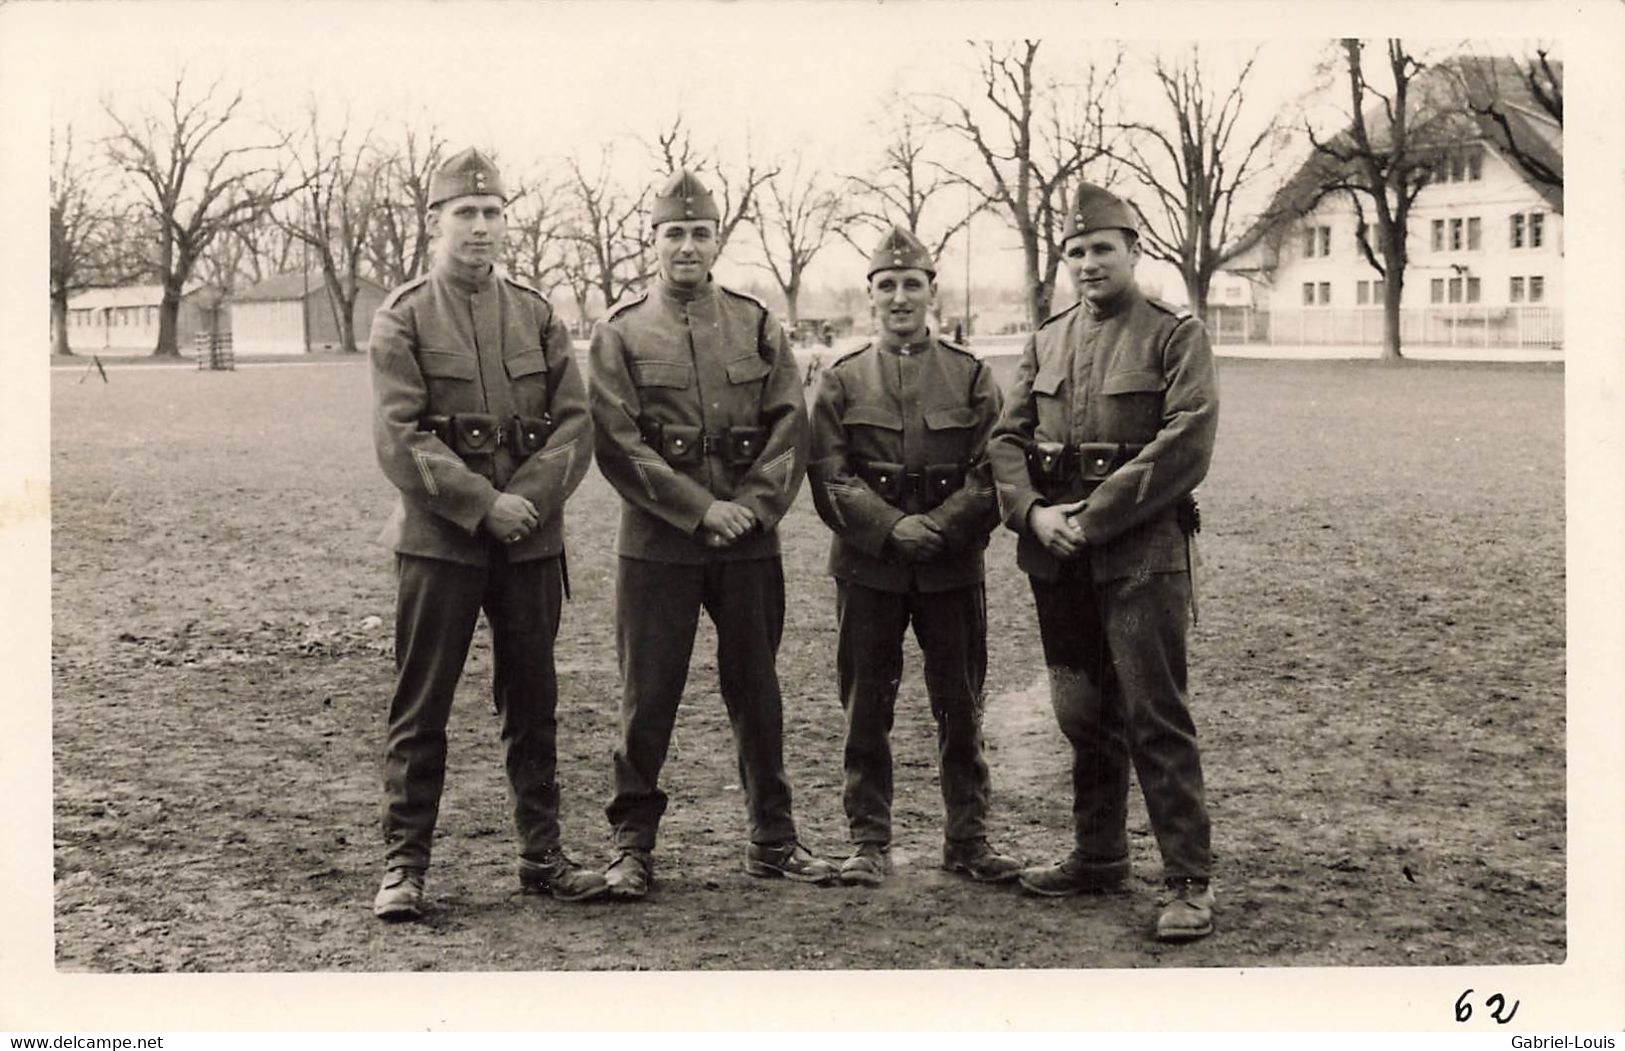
1356, 281, 1369, 305
1467, 148, 1483, 181
1529, 212, 1545, 248
1449, 218, 1463, 251
1318, 282, 1331, 305
1303, 282, 1315, 305
1432, 278, 1446, 304
1448, 277, 1463, 304
1466, 277, 1481, 303
1302, 224, 1331, 258
1510, 277, 1525, 302
1318, 226, 1331, 257
1529, 276, 1545, 302
1511, 213, 1525, 248
1432, 219, 1445, 252
1374, 279, 1385, 302
1467, 217, 1481, 250
1449, 152, 1465, 182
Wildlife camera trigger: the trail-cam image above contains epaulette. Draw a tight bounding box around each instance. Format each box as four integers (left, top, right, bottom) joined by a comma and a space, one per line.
605, 288, 650, 321
1148, 297, 1194, 322
1037, 302, 1080, 330
936, 337, 976, 359
719, 285, 769, 313
829, 341, 873, 369
501, 272, 548, 302
380, 273, 430, 310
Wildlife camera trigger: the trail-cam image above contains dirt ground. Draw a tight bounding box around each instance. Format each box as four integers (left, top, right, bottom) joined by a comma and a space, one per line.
48, 353, 1565, 971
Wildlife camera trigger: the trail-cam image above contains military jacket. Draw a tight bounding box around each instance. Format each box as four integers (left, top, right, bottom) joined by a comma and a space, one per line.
588, 277, 808, 564
808, 337, 1002, 594
370, 261, 592, 567
988, 285, 1218, 583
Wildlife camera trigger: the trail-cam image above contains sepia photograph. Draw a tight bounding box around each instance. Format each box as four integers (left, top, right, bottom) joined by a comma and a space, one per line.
3, 0, 1622, 1035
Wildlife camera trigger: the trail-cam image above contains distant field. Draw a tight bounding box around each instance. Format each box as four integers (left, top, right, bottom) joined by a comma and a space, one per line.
49, 354, 1564, 970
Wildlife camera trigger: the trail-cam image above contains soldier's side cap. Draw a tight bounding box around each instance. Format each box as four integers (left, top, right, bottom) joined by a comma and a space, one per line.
865, 224, 936, 279
650, 168, 721, 225
428, 148, 506, 208
1062, 182, 1137, 243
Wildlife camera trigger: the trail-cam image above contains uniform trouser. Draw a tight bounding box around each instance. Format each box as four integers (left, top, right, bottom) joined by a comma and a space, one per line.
1028, 561, 1211, 881
381, 550, 564, 872
606, 556, 798, 851
835, 580, 992, 846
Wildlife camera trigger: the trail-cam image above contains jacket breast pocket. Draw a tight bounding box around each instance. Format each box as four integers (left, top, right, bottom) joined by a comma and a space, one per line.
504, 348, 550, 413
923, 405, 978, 461
1030, 366, 1069, 441
1099, 368, 1166, 439
841, 403, 904, 463
725, 354, 772, 385
419, 349, 477, 411
631, 358, 692, 391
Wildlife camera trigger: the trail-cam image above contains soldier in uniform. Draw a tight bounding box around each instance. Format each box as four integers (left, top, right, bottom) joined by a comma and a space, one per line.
988, 182, 1219, 942
807, 226, 1023, 888
588, 168, 836, 899
369, 148, 605, 920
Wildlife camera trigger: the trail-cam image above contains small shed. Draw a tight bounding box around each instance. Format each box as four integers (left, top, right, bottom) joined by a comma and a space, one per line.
229, 272, 387, 355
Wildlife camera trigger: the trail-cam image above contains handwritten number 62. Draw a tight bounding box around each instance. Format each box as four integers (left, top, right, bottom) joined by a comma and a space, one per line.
1456, 989, 1520, 1025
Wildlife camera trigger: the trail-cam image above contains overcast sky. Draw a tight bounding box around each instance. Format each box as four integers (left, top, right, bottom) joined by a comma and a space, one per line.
25, 2, 1571, 303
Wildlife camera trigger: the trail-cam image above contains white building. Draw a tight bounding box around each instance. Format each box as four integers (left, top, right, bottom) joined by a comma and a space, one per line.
229, 271, 386, 355
63, 284, 228, 355
1224, 58, 1562, 349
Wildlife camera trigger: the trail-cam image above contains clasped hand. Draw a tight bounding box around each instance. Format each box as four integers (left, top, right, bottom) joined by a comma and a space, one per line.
483, 493, 540, 544
1028, 500, 1088, 559
699, 500, 758, 548
888, 514, 946, 562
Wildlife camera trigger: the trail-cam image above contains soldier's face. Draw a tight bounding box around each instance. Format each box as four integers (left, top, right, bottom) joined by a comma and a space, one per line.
655, 220, 720, 288
429, 194, 507, 269
1064, 229, 1139, 306
868, 268, 936, 341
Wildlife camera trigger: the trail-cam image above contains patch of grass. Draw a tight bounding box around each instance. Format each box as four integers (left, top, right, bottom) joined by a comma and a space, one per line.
50, 355, 1563, 970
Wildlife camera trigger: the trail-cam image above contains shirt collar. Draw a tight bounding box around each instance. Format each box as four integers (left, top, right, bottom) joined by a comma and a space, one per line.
435, 257, 497, 294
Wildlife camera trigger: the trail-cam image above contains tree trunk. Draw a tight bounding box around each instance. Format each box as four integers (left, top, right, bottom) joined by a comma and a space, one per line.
784, 275, 801, 329
1380, 263, 1404, 361
51, 294, 73, 357
154, 287, 181, 356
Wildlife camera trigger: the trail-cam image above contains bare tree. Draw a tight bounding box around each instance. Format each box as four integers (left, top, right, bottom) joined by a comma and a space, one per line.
749, 161, 843, 329
366, 118, 446, 286
501, 169, 571, 298
1110, 47, 1281, 320
102, 73, 294, 356
1451, 47, 1562, 189
563, 147, 651, 317
226, 205, 300, 287
647, 114, 778, 252
275, 102, 384, 354
839, 109, 982, 262
1304, 39, 1461, 360
558, 241, 599, 334
50, 124, 146, 357
931, 41, 1121, 326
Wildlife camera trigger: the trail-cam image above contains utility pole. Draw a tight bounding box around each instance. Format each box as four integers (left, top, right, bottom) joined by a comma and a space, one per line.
301, 199, 312, 355
963, 180, 972, 341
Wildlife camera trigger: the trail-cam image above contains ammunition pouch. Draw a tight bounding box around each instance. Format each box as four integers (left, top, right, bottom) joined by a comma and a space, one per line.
856, 459, 969, 513
1023, 440, 1145, 497
639, 418, 766, 470
419, 413, 553, 459
510, 414, 554, 457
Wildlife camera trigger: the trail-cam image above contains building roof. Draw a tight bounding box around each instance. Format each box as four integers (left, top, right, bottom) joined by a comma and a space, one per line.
231, 271, 386, 303
1230, 53, 1562, 265
67, 283, 215, 310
